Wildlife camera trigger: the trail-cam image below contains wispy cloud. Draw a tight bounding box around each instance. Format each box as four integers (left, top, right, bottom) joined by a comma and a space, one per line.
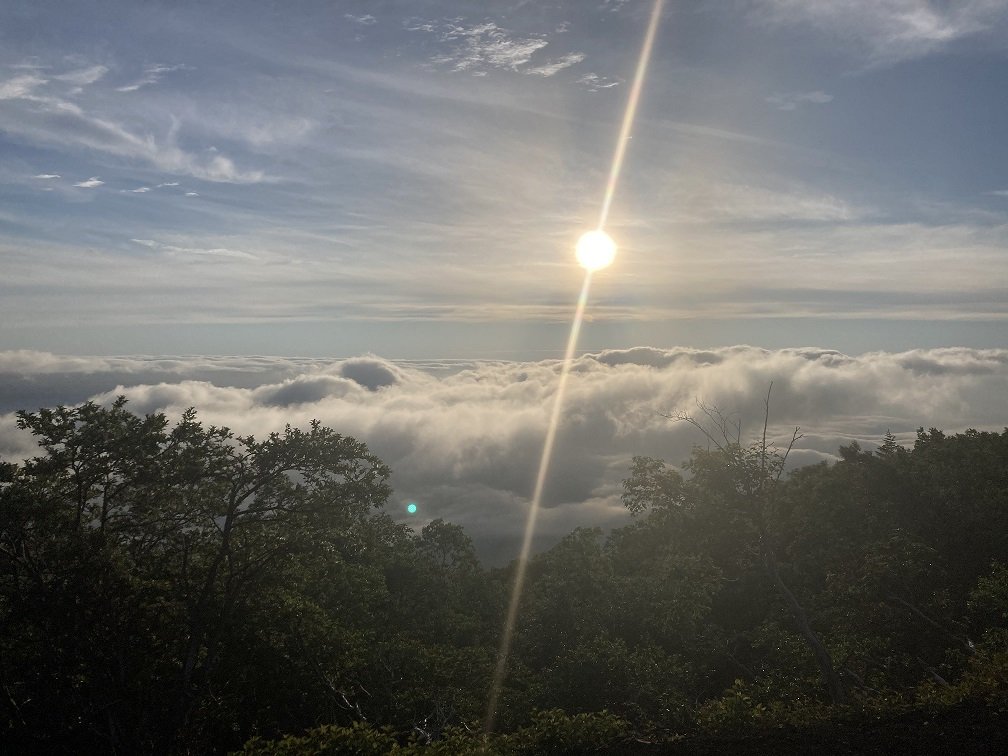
2, 0, 1005, 363
73, 176, 104, 188
430, 21, 548, 73
578, 72, 621, 91
766, 90, 833, 110
130, 237, 257, 260
54, 64, 109, 86
675, 180, 859, 222
33, 173, 60, 179
116, 63, 188, 92
345, 13, 377, 26
1, 62, 261, 183
0, 73, 47, 99
124, 182, 180, 193
411, 19, 583, 77
752, 0, 1008, 64
526, 52, 586, 77
1, 91, 263, 182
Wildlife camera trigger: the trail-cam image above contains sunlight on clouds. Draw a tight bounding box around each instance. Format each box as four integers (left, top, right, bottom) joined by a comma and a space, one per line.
2, 347, 1006, 560
1, 0, 1006, 362
2, 204, 1006, 329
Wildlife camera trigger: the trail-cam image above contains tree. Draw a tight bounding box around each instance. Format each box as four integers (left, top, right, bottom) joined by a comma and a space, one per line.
622, 387, 848, 706
364, 518, 498, 741
0, 399, 391, 753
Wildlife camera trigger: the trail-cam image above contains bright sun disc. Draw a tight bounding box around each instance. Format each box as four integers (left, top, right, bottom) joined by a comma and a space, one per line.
576, 230, 617, 271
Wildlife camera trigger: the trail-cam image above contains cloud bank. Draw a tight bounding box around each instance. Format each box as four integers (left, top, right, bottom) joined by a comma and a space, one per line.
2, 347, 1006, 563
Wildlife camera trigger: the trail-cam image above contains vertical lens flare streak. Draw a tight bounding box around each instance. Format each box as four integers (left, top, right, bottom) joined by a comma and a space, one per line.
483, 272, 593, 732
598, 0, 665, 231
484, 0, 664, 736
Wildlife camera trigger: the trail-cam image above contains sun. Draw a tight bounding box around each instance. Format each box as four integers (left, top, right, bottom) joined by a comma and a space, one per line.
575, 230, 617, 271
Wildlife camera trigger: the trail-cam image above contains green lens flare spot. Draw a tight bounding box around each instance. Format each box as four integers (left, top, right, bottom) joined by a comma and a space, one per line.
406, 502, 417, 515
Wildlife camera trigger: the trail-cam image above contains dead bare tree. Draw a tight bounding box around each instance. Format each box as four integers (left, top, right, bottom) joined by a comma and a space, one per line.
667, 383, 848, 706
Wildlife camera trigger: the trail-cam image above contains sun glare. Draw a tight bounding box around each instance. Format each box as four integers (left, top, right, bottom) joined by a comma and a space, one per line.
485, 0, 663, 735
576, 229, 617, 271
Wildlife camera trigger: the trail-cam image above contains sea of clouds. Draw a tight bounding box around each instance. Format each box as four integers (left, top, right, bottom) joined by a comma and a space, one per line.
2, 347, 1006, 563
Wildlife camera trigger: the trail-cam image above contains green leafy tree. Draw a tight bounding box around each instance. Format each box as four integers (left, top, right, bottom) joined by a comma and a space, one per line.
0, 399, 391, 752
356, 517, 499, 740
623, 389, 847, 706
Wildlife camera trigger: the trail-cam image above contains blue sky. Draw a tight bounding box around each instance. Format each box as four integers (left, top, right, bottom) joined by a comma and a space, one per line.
2, 0, 1008, 358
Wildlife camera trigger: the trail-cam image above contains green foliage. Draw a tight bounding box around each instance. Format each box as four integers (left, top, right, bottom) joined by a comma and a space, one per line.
695, 679, 770, 733
3, 401, 1007, 753
235, 710, 632, 756
501, 709, 632, 754
0, 400, 402, 752
238, 722, 398, 756
968, 561, 1008, 637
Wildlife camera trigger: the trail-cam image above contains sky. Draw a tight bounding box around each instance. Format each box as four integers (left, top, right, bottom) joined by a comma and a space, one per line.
2, 0, 1007, 357
3, 1, 1008, 560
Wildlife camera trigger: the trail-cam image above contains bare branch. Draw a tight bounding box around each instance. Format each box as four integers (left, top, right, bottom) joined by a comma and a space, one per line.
661, 408, 726, 453
761, 382, 773, 480
775, 427, 803, 486
663, 400, 745, 453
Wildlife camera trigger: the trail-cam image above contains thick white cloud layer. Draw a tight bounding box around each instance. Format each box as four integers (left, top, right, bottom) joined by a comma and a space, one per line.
2, 347, 1006, 563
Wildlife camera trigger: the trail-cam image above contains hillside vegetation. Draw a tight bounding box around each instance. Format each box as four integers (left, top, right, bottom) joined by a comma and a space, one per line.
2, 400, 1006, 753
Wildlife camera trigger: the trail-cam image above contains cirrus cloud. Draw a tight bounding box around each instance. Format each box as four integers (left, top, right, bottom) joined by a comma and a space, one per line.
409, 19, 585, 78
752, 0, 1008, 65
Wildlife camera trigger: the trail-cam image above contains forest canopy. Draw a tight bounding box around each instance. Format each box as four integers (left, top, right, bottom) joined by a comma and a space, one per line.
1, 400, 1007, 754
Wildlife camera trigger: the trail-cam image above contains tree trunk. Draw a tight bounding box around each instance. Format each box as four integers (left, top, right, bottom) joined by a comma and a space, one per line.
765, 550, 847, 705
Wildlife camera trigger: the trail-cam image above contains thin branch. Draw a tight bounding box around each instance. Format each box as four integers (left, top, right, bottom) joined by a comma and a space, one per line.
663, 408, 725, 453
775, 427, 803, 486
